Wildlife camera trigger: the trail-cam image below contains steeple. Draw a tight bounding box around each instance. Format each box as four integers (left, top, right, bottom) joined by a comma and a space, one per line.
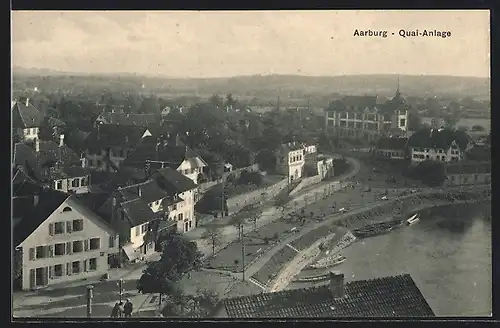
395, 76, 401, 98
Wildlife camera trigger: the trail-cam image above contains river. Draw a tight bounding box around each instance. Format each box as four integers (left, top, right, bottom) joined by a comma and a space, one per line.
291, 203, 491, 316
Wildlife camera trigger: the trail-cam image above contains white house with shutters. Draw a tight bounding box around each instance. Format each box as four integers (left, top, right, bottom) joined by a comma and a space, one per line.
14, 191, 119, 291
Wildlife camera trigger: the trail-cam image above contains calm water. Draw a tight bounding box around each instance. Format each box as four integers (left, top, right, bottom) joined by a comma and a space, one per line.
333, 208, 491, 316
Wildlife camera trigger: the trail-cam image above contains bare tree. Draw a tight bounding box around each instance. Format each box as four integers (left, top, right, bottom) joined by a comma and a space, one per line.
202, 225, 223, 255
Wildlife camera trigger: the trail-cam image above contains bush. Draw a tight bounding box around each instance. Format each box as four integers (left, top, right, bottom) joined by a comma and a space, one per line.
237, 170, 263, 186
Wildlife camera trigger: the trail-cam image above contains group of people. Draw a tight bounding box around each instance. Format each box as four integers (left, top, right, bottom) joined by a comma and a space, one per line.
110, 299, 134, 318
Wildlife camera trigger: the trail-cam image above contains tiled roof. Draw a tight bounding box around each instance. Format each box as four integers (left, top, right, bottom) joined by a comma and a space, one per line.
120, 198, 157, 227
407, 127, 471, 151
85, 125, 150, 153
12, 101, 44, 129
154, 167, 198, 194
12, 168, 44, 197
42, 166, 90, 180
13, 189, 69, 246
376, 137, 408, 150
219, 274, 434, 318
89, 170, 141, 192
13, 143, 39, 177
37, 140, 82, 168
96, 112, 159, 127
122, 136, 206, 169
119, 180, 170, 204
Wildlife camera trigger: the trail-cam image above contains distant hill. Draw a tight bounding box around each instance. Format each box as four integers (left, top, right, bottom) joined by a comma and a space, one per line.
12, 68, 490, 99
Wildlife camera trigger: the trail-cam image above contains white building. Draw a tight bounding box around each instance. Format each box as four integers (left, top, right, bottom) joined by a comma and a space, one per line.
407, 127, 473, 166
13, 190, 119, 291
12, 98, 44, 142
324, 88, 410, 142
275, 142, 305, 183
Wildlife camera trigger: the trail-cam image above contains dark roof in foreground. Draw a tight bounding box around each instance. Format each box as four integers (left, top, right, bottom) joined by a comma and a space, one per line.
154, 167, 198, 193
14, 189, 69, 246
407, 127, 471, 151
219, 274, 434, 318
12, 101, 44, 129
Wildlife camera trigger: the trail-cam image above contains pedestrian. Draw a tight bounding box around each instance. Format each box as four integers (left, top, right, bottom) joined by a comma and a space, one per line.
110, 302, 120, 318
124, 299, 133, 318
118, 301, 125, 318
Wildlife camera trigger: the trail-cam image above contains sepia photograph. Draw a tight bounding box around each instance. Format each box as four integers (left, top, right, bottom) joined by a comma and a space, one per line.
11, 10, 491, 319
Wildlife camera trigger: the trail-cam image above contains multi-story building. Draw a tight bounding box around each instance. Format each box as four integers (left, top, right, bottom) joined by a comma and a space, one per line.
12, 98, 44, 143
13, 189, 120, 291
97, 167, 198, 263
324, 87, 409, 143
122, 134, 207, 184
275, 142, 305, 183
13, 136, 91, 194
83, 125, 153, 171
406, 127, 473, 166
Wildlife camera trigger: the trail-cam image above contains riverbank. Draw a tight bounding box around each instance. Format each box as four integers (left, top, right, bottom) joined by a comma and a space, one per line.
282, 189, 490, 290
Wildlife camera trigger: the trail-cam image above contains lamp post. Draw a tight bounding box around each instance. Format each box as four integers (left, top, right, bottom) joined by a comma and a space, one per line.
86, 285, 94, 318
118, 279, 124, 303
241, 224, 245, 281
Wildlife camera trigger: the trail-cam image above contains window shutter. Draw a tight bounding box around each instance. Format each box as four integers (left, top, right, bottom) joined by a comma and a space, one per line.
83, 260, 88, 272
66, 242, 72, 254
67, 263, 72, 275
49, 266, 53, 279
48, 245, 54, 258
67, 221, 72, 233
48, 223, 54, 236
84, 240, 89, 251
29, 248, 35, 261
30, 269, 35, 289
44, 246, 49, 258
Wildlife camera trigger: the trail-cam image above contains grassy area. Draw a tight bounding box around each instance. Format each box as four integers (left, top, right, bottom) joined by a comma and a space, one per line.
251, 246, 297, 286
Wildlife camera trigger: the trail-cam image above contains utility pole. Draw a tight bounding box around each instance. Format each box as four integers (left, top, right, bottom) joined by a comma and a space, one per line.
119, 279, 124, 303
241, 224, 245, 281
86, 285, 94, 318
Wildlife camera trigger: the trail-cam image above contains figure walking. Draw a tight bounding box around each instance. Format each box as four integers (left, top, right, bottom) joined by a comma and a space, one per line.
111, 302, 121, 318
124, 299, 133, 318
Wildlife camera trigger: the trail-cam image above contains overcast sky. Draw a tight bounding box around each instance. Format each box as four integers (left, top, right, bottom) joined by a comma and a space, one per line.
12, 10, 490, 78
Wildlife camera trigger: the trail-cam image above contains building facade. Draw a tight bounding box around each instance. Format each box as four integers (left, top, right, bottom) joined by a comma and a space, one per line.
275, 143, 305, 183
444, 162, 491, 187
15, 194, 119, 291
324, 88, 409, 143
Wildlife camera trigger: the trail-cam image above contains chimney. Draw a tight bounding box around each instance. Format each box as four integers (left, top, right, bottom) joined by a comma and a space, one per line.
59, 134, 65, 147
25, 98, 30, 107
329, 272, 345, 299
138, 187, 142, 197
33, 193, 39, 207
35, 138, 40, 153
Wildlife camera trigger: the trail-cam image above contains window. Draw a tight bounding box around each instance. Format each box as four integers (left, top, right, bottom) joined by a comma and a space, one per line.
73, 219, 84, 231
96, 159, 101, 166
56, 181, 62, 190
72, 241, 84, 253
474, 174, 478, 181
54, 222, 65, 234
71, 179, 80, 188
190, 168, 196, 174
54, 264, 63, 277
81, 178, 87, 186
141, 224, 148, 234
464, 177, 469, 183
54, 243, 65, 256
62, 207, 72, 212
178, 213, 183, 221
36, 246, 47, 259
399, 118, 406, 127
89, 258, 97, 271
90, 238, 100, 250
109, 235, 115, 248
426, 155, 430, 159
72, 261, 81, 274
189, 221, 192, 229
135, 226, 140, 236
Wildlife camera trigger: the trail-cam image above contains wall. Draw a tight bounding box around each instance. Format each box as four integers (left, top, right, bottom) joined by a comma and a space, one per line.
197, 164, 260, 194
445, 173, 491, 187
226, 178, 288, 215
289, 175, 323, 197
19, 199, 119, 291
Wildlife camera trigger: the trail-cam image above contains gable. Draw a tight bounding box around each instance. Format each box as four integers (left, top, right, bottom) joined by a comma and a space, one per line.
19, 198, 115, 248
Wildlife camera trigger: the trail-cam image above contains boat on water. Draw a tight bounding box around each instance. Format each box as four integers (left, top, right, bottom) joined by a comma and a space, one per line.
407, 213, 420, 225
352, 219, 403, 239
310, 254, 346, 269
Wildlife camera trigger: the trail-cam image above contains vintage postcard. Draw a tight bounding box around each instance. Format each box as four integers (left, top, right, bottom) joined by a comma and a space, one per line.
11, 10, 491, 319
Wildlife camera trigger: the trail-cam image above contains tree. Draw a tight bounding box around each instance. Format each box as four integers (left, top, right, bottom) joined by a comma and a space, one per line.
137, 233, 203, 296
209, 94, 224, 108
256, 149, 276, 172
230, 214, 245, 239
202, 225, 223, 255
237, 170, 263, 186
414, 160, 447, 187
